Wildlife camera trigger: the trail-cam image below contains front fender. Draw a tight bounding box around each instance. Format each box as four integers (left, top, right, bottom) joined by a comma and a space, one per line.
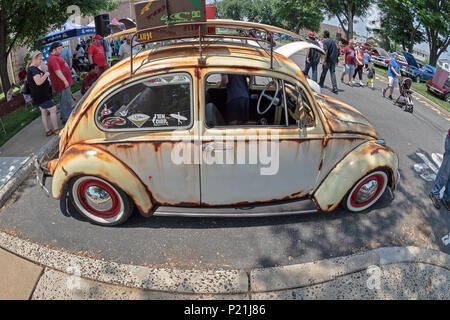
313, 140, 399, 212
50, 143, 154, 215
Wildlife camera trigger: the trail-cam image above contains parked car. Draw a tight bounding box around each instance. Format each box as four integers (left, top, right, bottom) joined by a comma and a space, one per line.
367, 48, 380, 57
426, 68, 450, 102
35, 20, 399, 226
401, 51, 436, 83
372, 47, 390, 67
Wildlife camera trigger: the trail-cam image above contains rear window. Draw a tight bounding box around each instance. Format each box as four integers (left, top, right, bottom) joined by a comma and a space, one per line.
95, 72, 193, 131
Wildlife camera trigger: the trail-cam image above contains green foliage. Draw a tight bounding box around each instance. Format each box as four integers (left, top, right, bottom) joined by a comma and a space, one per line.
0, 0, 119, 93
216, 0, 324, 32
377, 0, 449, 66
322, 0, 375, 39
377, 0, 425, 52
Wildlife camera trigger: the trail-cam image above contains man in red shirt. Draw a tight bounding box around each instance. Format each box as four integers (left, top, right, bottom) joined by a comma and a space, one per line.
47, 41, 74, 123
88, 35, 107, 74
340, 40, 356, 86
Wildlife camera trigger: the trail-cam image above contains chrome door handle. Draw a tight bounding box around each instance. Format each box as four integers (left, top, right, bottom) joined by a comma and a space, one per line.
202, 142, 234, 152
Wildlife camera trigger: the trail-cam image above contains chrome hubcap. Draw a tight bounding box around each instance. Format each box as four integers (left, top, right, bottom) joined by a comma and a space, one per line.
84, 186, 113, 212
356, 180, 378, 203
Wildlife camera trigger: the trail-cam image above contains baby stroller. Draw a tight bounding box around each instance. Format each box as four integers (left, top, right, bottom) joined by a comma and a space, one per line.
394, 77, 414, 113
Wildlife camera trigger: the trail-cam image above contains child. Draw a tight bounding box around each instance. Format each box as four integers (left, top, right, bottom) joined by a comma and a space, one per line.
366, 62, 375, 89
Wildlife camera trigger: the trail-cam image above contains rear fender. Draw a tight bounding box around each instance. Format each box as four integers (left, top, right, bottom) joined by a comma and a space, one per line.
50, 144, 154, 215
313, 140, 399, 212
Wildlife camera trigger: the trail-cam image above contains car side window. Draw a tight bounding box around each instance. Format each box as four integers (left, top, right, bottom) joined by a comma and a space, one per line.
96, 73, 192, 131
285, 81, 315, 127
204, 73, 288, 127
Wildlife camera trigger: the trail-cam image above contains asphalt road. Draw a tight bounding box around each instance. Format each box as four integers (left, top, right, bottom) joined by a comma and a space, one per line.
0, 52, 449, 270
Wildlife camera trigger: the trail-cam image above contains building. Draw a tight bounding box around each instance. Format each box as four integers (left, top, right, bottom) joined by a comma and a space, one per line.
412, 48, 429, 63
437, 58, 450, 72
299, 23, 345, 41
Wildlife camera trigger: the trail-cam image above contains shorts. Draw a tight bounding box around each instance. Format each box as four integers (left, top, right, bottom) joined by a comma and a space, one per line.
38, 99, 55, 109
366, 78, 374, 83
226, 97, 249, 123
388, 76, 398, 88
344, 64, 355, 75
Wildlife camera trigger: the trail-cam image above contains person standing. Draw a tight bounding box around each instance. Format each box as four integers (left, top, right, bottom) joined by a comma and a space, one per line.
118, 36, 132, 60
318, 30, 339, 94
429, 130, 450, 211
75, 44, 85, 59
114, 37, 121, 58
341, 40, 356, 86
363, 50, 371, 73
60, 45, 73, 70
352, 44, 364, 87
88, 35, 107, 74
26, 51, 60, 136
383, 52, 401, 100
302, 32, 321, 82
47, 41, 74, 124
366, 61, 376, 89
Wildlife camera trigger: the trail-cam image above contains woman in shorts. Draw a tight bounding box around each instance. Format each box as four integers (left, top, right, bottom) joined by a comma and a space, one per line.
26, 52, 60, 136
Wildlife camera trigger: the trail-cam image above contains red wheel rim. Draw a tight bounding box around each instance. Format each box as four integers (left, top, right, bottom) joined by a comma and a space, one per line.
349, 173, 385, 208
76, 179, 121, 218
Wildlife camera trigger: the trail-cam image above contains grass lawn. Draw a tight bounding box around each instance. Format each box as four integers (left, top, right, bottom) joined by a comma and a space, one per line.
373, 65, 450, 112
0, 79, 82, 148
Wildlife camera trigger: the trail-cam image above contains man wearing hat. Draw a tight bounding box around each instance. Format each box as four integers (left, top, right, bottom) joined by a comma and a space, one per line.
88, 35, 107, 74
303, 32, 321, 82
383, 52, 401, 100
47, 41, 74, 123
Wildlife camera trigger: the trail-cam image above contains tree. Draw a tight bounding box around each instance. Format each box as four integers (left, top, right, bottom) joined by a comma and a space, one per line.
411, 0, 449, 66
322, 0, 375, 41
377, 0, 425, 53
216, 0, 324, 33
0, 0, 119, 94
271, 0, 324, 33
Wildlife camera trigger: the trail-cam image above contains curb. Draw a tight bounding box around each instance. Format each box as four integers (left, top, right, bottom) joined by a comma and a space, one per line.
0, 227, 448, 295
250, 246, 450, 292
0, 135, 59, 209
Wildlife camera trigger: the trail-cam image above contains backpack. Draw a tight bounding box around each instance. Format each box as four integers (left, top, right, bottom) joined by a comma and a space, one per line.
308, 40, 320, 63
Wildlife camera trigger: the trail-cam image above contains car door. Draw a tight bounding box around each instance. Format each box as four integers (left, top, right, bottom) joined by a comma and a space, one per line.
92, 71, 201, 206
199, 70, 325, 206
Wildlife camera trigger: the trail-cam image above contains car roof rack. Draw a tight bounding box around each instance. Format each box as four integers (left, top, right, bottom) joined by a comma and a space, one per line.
129, 20, 301, 76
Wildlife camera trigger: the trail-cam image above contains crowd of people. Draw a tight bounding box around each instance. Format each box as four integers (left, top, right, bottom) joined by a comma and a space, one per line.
20, 32, 144, 137
304, 30, 378, 95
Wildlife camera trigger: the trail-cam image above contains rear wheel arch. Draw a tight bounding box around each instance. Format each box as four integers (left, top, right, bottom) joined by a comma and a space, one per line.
313, 141, 398, 212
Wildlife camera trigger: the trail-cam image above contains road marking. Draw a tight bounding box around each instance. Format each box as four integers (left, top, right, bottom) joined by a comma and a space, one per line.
442, 234, 450, 246
414, 153, 440, 190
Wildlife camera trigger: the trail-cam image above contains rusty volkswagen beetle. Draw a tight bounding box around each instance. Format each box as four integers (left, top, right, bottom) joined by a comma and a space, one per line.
36, 21, 399, 226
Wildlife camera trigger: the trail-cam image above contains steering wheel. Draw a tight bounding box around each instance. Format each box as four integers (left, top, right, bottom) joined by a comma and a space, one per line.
257, 80, 280, 115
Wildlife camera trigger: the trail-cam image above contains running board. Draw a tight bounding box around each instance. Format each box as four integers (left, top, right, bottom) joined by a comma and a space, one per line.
153, 198, 318, 218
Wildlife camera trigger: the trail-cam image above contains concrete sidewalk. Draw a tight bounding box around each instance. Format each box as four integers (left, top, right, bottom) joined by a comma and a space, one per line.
0, 91, 448, 300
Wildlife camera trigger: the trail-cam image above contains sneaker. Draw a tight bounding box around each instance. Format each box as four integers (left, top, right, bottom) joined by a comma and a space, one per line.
429, 194, 441, 209
442, 199, 450, 211
388, 95, 393, 100
383, 88, 386, 97
332, 89, 338, 94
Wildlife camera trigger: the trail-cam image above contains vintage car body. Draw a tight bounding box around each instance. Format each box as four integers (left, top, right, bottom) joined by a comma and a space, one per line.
401, 51, 436, 83
426, 68, 450, 102
36, 24, 399, 226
